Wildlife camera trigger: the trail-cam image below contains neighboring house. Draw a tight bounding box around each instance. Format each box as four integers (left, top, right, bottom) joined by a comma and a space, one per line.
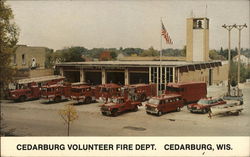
99, 51, 112, 61
12, 45, 50, 70
233, 54, 250, 65
11, 45, 53, 78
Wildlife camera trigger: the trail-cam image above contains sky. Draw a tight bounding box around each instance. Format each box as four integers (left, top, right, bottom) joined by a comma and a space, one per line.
7, 0, 250, 51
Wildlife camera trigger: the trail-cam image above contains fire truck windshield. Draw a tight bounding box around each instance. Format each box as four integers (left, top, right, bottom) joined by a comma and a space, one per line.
197, 99, 212, 105
148, 98, 160, 105
107, 98, 124, 104
41, 88, 52, 92
71, 88, 81, 93
166, 86, 183, 92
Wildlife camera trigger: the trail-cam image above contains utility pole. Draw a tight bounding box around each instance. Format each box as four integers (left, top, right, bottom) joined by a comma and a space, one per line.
234, 24, 247, 96
222, 24, 235, 96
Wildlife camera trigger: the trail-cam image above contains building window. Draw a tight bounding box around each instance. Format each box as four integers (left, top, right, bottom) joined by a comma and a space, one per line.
22, 54, 25, 65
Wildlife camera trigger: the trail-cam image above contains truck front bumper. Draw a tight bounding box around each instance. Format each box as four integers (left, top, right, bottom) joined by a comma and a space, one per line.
101, 110, 112, 115
146, 109, 158, 114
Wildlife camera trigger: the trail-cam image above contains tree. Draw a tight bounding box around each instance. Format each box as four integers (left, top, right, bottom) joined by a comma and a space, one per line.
0, 1, 19, 98
230, 62, 249, 84
44, 48, 54, 68
58, 104, 79, 136
140, 46, 159, 57
53, 47, 87, 63
209, 50, 226, 60
110, 51, 117, 59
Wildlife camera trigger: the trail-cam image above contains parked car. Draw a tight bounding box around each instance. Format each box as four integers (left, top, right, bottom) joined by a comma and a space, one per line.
100, 97, 141, 116
187, 97, 226, 113
145, 94, 184, 116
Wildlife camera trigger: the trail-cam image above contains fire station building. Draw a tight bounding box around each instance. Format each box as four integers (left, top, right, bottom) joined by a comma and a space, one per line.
56, 17, 229, 86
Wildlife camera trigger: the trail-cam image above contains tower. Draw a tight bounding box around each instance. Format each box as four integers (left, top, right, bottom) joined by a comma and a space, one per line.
186, 17, 209, 61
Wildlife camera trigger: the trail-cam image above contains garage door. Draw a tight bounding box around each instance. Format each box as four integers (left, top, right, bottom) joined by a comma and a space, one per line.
107, 72, 124, 85
85, 72, 102, 85
129, 73, 149, 84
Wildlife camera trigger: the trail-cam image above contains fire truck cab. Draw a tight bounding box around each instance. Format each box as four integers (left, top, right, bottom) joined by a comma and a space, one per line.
9, 82, 40, 102
96, 83, 122, 102
41, 84, 71, 102
71, 85, 96, 104
122, 83, 157, 101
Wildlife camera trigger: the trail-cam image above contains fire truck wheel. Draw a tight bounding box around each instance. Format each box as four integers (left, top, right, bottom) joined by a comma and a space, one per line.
176, 107, 181, 112
202, 109, 207, 114
19, 96, 26, 102
141, 94, 146, 102
132, 106, 138, 112
101, 112, 106, 115
233, 111, 240, 116
111, 109, 118, 117
85, 97, 92, 104
54, 96, 61, 103
157, 111, 162, 116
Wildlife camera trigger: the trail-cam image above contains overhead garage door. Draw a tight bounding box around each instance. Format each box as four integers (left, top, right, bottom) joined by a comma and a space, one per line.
129, 72, 149, 84
107, 72, 124, 85
64, 71, 80, 83
85, 72, 102, 85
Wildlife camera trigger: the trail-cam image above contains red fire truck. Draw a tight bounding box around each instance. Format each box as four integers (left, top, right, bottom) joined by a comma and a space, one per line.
8, 75, 64, 102
145, 94, 184, 116
70, 85, 96, 104
41, 84, 71, 102
100, 96, 142, 116
9, 82, 40, 102
165, 82, 207, 104
122, 83, 157, 101
96, 83, 122, 102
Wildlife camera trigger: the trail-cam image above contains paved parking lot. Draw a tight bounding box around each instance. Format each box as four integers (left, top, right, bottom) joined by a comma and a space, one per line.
1, 85, 249, 136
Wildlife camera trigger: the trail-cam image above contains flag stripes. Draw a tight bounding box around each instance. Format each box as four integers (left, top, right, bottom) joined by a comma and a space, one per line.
161, 21, 173, 44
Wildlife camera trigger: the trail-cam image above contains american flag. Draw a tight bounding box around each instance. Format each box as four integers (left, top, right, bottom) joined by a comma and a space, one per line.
161, 21, 173, 44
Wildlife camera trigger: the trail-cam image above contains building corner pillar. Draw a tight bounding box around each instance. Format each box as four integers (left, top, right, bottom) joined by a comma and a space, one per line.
102, 68, 106, 84
80, 69, 85, 83
125, 68, 129, 85
59, 67, 64, 77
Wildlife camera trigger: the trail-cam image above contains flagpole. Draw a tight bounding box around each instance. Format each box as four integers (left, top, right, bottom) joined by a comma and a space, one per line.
159, 18, 163, 96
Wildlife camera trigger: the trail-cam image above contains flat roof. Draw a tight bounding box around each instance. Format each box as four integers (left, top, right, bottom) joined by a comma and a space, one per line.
56, 60, 222, 68
17, 75, 64, 84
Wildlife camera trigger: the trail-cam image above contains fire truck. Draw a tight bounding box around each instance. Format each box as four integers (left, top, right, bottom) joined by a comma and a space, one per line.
122, 83, 157, 101
96, 83, 122, 102
8, 75, 64, 102
165, 82, 207, 104
100, 96, 142, 116
9, 82, 40, 102
70, 85, 96, 104
41, 83, 71, 102
145, 94, 184, 116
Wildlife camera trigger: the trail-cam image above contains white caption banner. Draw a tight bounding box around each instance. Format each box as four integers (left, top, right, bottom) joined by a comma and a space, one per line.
1, 136, 249, 156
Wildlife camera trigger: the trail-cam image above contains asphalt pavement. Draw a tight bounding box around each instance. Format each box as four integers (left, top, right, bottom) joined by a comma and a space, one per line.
1, 84, 249, 136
